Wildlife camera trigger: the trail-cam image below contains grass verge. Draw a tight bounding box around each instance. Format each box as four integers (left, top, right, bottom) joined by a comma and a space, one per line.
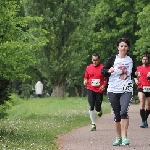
0, 95, 110, 150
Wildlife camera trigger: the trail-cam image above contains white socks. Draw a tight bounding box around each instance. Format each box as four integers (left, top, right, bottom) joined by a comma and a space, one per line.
89, 110, 95, 124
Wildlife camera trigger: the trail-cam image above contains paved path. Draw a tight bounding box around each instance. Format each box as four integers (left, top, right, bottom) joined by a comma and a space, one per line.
57, 104, 150, 150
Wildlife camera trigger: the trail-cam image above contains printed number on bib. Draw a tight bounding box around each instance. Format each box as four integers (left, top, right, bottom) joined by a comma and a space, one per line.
91, 79, 100, 86
122, 82, 133, 92
143, 86, 150, 92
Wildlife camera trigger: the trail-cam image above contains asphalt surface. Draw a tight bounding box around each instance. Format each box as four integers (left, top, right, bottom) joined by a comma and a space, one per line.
57, 104, 150, 150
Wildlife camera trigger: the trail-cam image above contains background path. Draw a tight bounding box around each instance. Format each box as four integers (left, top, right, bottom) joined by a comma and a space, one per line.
57, 104, 150, 150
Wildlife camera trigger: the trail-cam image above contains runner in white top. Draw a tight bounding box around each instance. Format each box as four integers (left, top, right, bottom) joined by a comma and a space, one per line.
102, 37, 137, 146
107, 55, 133, 93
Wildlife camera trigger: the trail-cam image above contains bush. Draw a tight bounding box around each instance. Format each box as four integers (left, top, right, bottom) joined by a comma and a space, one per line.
0, 78, 11, 105
0, 94, 23, 119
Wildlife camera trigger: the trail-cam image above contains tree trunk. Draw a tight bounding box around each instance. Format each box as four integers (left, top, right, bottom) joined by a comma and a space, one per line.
51, 83, 66, 97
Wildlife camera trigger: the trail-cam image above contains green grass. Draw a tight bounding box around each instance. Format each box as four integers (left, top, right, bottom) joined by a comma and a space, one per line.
0, 95, 110, 150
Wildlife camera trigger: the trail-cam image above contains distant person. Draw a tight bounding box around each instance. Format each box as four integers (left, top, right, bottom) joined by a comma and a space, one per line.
83, 53, 107, 131
35, 79, 43, 98
101, 38, 137, 146
135, 53, 150, 128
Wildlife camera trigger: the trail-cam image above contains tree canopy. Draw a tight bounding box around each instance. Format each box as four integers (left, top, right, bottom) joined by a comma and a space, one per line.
1, 0, 150, 98
0, 0, 48, 80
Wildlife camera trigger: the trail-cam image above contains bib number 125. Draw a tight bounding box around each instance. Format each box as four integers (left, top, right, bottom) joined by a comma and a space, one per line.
122, 82, 133, 92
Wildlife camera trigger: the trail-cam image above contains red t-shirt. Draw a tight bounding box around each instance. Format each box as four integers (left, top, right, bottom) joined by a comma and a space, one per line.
136, 65, 150, 88
84, 64, 107, 93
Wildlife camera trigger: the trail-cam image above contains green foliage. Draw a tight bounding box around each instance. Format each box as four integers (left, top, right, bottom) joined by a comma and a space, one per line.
24, 0, 99, 89
19, 0, 150, 96
0, 78, 11, 105
135, 4, 150, 60
89, 0, 149, 63
9, 94, 23, 105
2, 0, 150, 98
0, 0, 48, 80
0, 96, 110, 149
0, 94, 22, 118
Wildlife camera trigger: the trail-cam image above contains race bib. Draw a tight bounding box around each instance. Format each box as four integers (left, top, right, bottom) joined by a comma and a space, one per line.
143, 86, 150, 92
122, 82, 133, 92
91, 79, 100, 86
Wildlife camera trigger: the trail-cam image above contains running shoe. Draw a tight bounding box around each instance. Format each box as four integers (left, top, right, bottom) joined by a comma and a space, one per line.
122, 137, 130, 145
145, 121, 148, 128
97, 111, 102, 117
140, 121, 146, 128
90, 124, 96, 131
113, 136, 122, 146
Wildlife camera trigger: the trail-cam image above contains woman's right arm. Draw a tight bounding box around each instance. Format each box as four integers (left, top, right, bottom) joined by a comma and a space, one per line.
101, 56, 114, 77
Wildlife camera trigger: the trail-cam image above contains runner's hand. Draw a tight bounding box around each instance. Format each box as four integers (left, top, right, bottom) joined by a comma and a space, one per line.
84, 80, 88, 86
134, 78, 140, 85
99, 85, 105, 91
108, 67, 114, 73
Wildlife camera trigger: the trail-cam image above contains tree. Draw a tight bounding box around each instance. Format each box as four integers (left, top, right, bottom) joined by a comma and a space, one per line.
135, 4, 150, 60
89, 0, 148, 63
25, 0, 100, 97
0, 0, 48, 103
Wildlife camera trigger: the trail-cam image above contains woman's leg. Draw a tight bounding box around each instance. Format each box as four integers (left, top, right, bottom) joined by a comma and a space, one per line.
115, 122, 121, 136
108, 92, 122, 146
108, 92, 121, 137
121, 119, 129, 137
120, 92, 132, 145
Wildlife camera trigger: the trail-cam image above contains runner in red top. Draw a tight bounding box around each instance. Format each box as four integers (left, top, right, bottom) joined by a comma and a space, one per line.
84, 62, 106, 93
135, 53, 150, 128
83, 53, 107, 131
